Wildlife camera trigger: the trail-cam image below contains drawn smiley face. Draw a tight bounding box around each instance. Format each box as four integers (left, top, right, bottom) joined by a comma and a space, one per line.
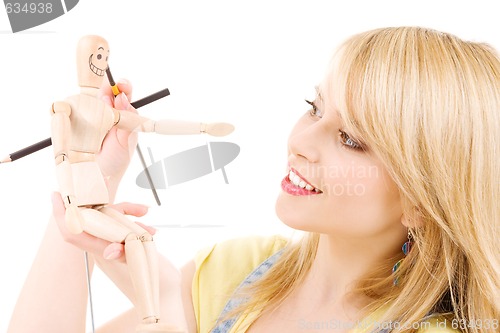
77, 35, 109, 88
88, 46, 109, 76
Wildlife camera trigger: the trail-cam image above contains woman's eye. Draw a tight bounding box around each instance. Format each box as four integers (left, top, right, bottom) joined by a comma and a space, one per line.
339, 130, 363, 150
305, 99, 322, 118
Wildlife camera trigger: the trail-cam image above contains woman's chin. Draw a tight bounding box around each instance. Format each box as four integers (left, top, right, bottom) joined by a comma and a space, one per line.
275, 193, 313, 232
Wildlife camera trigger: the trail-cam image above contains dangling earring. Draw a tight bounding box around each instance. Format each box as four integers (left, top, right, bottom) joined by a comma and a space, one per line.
392, 229, 413, 286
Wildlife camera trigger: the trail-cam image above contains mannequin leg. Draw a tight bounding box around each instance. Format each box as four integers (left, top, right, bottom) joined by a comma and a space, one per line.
79, 208, 157, 322
98, 207, 161, 323
124, 233, 157, 323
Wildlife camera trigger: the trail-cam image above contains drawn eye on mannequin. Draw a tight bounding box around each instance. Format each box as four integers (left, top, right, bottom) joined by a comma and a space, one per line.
89, 46, 109, 77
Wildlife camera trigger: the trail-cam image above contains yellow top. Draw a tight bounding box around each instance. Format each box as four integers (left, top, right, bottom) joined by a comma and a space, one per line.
192, 236, 460, 333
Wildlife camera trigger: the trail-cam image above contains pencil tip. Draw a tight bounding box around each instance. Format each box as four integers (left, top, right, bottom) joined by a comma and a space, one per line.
1, 156, 12, 163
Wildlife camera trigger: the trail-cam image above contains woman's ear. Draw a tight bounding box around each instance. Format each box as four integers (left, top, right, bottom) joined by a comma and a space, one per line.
400, 207, 424, 228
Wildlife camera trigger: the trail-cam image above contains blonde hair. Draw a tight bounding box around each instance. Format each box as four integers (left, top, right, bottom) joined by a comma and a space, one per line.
224, 27, 500, 332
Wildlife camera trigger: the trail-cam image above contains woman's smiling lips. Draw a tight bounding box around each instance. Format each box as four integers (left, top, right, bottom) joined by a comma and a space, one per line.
281, 168, 322, 196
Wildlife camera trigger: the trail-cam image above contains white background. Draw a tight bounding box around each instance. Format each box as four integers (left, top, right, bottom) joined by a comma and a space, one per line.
0, 0, 498, 330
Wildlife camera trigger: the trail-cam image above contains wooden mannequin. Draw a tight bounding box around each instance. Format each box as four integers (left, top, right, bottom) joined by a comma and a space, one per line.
51, 35, 232, 333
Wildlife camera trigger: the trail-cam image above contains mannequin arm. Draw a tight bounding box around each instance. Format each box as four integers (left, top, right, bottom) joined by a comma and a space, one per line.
116, 111, 234, 137
51, 102, 84, 234
51, 102, 72, 157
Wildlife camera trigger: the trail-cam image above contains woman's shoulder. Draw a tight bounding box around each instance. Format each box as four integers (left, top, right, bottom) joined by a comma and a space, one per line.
191, 234, 288, 332
193, 234, 288, 273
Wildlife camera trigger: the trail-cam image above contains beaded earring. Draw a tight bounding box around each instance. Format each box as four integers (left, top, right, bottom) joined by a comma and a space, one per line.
392, 229, 413, 286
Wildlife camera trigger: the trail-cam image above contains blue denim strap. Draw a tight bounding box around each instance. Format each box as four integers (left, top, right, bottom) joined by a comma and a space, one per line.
210, 249, 284, 333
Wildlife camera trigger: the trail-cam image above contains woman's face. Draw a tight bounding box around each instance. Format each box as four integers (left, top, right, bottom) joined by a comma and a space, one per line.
275, 89, 404, 239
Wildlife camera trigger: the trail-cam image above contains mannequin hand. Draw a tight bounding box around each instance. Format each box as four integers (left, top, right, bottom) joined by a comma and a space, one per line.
97, 79, 138, 194
204, 122, 235, 136
52, 192, 154, 262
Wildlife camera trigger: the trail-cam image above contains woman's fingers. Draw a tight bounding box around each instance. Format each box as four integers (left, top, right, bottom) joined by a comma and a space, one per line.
135, 221, 157, 236
103, 242, 125, 261
101, 220, 157, 261
110, 202, 149, 218
116, 79, 133, 103
99, 77, 133, 110
51, 192, 112, 257
52, 193, 156, 261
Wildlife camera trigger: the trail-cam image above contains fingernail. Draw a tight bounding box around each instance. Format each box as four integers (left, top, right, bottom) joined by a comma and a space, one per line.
105, 250, 121, 260
119, 92, 130, 103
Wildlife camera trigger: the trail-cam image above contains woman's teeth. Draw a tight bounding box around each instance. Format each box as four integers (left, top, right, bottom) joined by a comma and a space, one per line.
289, 170, 320, 192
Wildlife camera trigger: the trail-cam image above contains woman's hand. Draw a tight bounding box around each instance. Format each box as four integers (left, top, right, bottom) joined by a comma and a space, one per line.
52, 192, 154, 261
52, 193, 188, 331
97, 79, 138, 200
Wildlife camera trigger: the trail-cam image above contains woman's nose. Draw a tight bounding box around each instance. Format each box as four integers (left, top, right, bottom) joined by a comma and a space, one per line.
287, 120, 323, 163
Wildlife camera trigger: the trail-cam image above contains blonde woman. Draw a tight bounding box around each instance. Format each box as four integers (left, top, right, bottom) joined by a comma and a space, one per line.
8, 27, 499, 333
